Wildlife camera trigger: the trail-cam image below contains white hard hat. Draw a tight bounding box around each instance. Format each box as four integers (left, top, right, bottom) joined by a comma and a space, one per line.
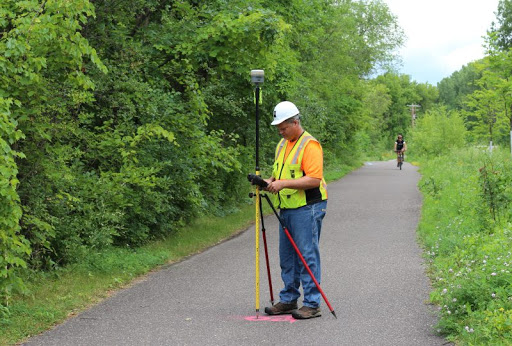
271, 101, 299, 125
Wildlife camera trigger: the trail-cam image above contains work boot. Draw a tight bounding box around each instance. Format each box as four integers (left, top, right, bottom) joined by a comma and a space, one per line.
264, 301, 298, 315
291, 306, 322, 319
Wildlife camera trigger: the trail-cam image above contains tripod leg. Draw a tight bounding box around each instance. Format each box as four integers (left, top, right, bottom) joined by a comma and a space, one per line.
254, 188, 260, 318
259, 196, 275, 305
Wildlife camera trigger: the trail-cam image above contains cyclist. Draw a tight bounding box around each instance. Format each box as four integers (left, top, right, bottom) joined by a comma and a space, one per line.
394, 134, 407, 167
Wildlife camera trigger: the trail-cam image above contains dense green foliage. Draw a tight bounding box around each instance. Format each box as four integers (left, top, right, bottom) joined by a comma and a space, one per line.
491, 0, 512, 51
437, 63, 481, 111
1, 0, 106, 305
1, 0, 414, 307
437, 0, 512, 150
409, 106, 467, 157
372, 73, 438, 141
416, 148, 512, 344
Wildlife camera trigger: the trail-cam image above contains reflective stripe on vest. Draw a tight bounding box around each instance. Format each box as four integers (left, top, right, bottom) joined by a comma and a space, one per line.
291, 135, 313, 164
275, 139, 286, 161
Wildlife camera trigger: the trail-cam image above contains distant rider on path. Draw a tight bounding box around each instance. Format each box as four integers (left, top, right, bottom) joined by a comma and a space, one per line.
394, 134, 407, 166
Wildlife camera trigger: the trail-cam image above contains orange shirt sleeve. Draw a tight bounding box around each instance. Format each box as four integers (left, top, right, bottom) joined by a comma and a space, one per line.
301, 140, 323, 179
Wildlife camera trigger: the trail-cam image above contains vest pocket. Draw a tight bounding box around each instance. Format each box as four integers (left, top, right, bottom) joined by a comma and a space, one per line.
279, 163, 301, 198
280, 188, 298, 198
287, 163, 301, 179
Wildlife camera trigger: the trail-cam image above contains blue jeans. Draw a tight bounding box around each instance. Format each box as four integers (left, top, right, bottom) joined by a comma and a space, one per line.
278, 200, 327, 308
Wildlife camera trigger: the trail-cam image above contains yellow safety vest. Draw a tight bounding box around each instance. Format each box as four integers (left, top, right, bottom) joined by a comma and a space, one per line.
271, 131, 328, 209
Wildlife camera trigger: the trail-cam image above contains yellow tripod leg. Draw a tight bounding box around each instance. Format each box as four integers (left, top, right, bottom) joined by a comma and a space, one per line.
255, 185, 260, 318
254, 188, 260, 318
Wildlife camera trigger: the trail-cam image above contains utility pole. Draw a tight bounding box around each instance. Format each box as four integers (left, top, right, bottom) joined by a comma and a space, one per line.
407, 104, 421, 127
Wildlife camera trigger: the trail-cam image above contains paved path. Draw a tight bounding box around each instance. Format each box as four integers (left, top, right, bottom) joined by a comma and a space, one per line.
25, 161, 448, 346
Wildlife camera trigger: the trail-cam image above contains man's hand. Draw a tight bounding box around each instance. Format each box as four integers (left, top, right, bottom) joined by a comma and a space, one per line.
266, 176, 321, 194
266, 180, 285, 194
263, 178, 274, 187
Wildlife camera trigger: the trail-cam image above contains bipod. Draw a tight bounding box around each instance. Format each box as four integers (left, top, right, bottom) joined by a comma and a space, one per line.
248, 174, 337, 319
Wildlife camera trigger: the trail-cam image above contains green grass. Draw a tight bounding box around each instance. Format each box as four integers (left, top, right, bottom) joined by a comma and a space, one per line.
0, 163, 359, 346
416, 147, 512, 345
0, 202, 258, 346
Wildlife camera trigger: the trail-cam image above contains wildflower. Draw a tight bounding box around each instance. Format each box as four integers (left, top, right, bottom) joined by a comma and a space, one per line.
452, 298, 457, 302
492, 293, 496, 298
491, 272, 497, 276
442, 288, 448, 294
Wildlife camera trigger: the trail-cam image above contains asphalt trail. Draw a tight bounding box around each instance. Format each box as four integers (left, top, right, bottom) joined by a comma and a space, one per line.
24, 160, 449, 346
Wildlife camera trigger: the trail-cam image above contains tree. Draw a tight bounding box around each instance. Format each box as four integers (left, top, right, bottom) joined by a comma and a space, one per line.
415, 83, 439, 112
358, 81, 393, 154
274, 0, 405, 155
486, 5, 512, 152
1, 0, 106, 304
489, 0, 512, 51
410, 106, 467, 157
463, 60, 508, 146
373, 73, 420, 138
437, 63, 481, 110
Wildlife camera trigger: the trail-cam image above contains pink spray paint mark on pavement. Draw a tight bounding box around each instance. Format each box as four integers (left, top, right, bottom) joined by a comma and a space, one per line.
243, 315, 297, 323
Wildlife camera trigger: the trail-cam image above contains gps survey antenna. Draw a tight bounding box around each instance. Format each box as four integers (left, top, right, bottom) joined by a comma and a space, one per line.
251, 69, 264, 171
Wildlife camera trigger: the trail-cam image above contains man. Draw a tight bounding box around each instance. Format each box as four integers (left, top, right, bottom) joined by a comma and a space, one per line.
263, 101, 328, 319
394, 134, 407, 166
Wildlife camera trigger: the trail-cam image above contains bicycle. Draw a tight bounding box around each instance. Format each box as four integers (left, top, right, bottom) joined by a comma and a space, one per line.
395, 150, 404, 170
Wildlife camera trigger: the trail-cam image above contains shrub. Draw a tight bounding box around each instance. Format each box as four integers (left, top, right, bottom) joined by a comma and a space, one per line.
418, 147, 512, 344
410, 106, 467, 158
